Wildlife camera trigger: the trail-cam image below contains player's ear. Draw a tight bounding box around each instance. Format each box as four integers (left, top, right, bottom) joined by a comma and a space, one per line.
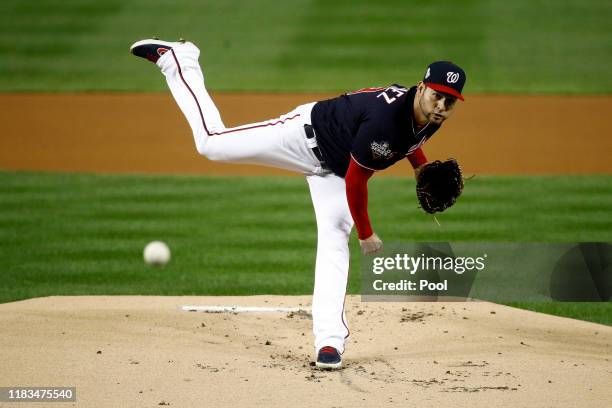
417, 81, 425, 94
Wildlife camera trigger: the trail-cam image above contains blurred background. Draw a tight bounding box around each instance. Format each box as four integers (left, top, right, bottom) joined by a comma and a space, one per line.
1, 0, 610, 93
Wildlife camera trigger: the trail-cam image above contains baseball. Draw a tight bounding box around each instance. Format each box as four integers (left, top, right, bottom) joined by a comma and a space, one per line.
143, 241, 171, 266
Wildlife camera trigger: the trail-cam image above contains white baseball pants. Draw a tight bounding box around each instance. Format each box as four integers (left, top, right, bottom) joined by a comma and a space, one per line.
157, 42, 353, 354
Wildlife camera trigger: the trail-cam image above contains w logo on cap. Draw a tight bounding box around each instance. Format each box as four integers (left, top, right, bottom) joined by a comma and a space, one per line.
446, 72, 460, 83
423, 61, 466, 101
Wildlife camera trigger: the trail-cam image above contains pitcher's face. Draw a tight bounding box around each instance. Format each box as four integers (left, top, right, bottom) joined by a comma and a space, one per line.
417, 82, 457, 125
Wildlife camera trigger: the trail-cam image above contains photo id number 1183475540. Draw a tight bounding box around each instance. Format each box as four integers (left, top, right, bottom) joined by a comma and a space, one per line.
0, 387, 76, 402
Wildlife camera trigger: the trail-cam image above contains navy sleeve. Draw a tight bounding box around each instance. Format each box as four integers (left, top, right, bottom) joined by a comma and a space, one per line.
349, 86, 408, 170
351, 111, 403, 171
351, 119, 387, 171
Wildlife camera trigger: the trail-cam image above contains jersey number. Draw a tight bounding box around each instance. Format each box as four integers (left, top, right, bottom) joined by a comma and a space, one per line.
376, 86, 406, 104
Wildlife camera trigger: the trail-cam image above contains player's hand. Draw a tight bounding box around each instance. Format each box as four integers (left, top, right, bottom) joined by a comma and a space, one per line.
359, 232, 383, 255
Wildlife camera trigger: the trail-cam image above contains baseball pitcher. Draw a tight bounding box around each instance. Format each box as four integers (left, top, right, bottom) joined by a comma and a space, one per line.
130, 38, 466, 369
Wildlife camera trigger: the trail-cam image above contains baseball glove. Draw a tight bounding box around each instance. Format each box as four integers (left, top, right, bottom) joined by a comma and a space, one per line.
416, 159, 464, 214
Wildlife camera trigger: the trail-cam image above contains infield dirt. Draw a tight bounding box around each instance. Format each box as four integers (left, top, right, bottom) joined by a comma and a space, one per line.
1, 93, 611, 175
0, 296, 610, 407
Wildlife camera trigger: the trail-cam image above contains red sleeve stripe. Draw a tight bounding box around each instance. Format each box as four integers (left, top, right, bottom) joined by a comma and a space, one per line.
346, 86, 385, 95
345, 157, 374, 240
406, 147, 427, 168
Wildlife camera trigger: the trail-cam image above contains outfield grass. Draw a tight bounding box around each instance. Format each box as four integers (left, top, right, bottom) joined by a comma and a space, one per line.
0, 0, 610, 92
1, 171, 610, 324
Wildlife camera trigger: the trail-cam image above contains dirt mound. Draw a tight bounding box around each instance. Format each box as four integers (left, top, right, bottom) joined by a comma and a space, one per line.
0, 295, 609, 407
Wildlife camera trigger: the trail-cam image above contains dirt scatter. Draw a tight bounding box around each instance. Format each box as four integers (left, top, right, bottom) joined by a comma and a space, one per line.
0, 295, 610, 407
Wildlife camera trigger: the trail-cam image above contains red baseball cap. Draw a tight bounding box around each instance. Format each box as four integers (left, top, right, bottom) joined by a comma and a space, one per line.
423, 61, 466, 101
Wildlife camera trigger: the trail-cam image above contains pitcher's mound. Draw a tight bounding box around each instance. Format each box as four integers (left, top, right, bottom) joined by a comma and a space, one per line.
0, 296, 609, 407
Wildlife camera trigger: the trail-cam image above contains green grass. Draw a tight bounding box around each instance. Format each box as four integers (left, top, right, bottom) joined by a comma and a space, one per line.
0, 0, 610, 92
0, 171, 610, 325
504, 302, 612, 326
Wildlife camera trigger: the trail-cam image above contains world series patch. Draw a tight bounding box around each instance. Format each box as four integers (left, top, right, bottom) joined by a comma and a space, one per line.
370, 141, 394, 160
